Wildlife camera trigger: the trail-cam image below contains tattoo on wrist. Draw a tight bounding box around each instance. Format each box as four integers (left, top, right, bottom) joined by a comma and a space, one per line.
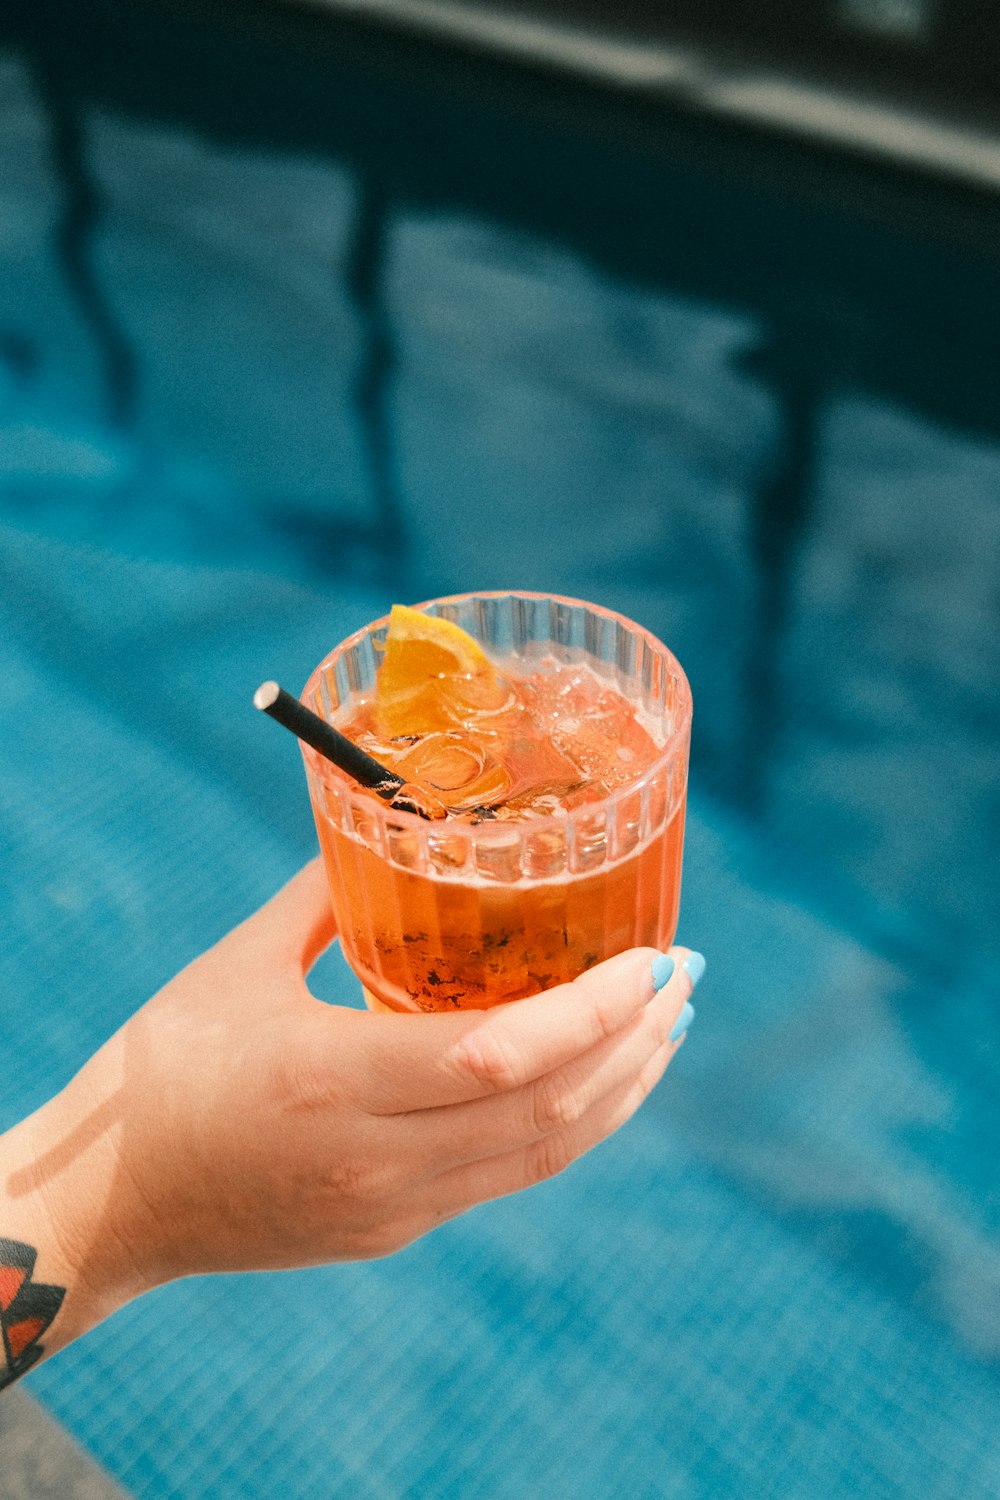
1, 1238, 65, 1390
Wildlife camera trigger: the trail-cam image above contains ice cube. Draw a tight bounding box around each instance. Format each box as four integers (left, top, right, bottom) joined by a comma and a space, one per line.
553, 701, 659, 792
494, 779, 600, 819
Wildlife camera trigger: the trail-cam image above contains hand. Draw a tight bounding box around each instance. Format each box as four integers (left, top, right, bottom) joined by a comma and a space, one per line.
15, 862, 697, 1316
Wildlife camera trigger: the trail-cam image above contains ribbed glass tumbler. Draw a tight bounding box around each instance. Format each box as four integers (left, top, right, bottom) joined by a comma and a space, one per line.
300, 592, 692, 1013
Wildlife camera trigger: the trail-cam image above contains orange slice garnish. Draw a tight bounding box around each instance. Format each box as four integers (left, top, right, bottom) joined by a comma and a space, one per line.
375, 604, 507, 736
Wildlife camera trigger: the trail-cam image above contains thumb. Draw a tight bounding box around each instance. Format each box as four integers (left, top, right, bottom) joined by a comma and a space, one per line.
246, 858, 339, 976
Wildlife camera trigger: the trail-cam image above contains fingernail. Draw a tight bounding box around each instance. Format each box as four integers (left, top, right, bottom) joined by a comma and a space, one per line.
683, 952, 706, 988
670, 1001, 695, 1042
651, 954, 675, 992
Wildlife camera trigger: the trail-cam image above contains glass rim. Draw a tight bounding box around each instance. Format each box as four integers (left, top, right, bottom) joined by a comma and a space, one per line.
299, 590, 692, 836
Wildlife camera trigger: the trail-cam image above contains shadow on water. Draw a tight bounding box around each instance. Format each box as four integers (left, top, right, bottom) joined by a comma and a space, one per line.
267, 176, 408, 584
734, 326, 823, 812
28, 50, 138, 432
343, 175, 407, 556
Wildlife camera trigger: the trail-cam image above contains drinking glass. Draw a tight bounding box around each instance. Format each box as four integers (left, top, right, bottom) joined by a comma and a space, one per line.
300, 591, 691, 1013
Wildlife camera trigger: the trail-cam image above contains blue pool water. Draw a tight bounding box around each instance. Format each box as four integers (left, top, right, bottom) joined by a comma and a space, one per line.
1, 5, 998, 1497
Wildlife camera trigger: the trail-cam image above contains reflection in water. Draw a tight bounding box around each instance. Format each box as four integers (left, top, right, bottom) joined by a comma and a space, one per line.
30, 55, 137, 430
344, 174, 406, 559
739, 329, 821, 812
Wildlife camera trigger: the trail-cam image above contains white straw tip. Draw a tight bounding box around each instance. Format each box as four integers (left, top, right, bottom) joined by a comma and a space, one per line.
254, 680, 281, 711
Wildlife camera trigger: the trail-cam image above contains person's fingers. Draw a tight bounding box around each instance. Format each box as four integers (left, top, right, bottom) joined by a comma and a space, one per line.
391, 949, 696, 1169
239, 859, 339, 976
355, 946, 665, 1114
423, 1031, 680, 1222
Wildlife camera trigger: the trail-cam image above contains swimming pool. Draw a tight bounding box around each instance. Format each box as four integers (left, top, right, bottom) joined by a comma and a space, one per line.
2, 3, 998, 1496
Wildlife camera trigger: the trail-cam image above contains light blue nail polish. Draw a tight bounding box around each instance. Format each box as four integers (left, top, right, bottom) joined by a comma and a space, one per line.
670, 1001, 695, 1042
683, 952, 706, 988
651, 954, 675, 991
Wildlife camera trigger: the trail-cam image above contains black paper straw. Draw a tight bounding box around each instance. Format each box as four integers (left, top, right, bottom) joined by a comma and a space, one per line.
254, 681, 404, 799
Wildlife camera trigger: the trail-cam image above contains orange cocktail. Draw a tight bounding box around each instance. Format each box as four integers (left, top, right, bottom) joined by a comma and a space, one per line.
300, 592, 691, 1014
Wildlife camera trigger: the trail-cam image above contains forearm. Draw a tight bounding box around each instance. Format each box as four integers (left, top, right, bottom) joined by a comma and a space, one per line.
0, 1067, 143, 1389
1, 1110, 74, 1388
